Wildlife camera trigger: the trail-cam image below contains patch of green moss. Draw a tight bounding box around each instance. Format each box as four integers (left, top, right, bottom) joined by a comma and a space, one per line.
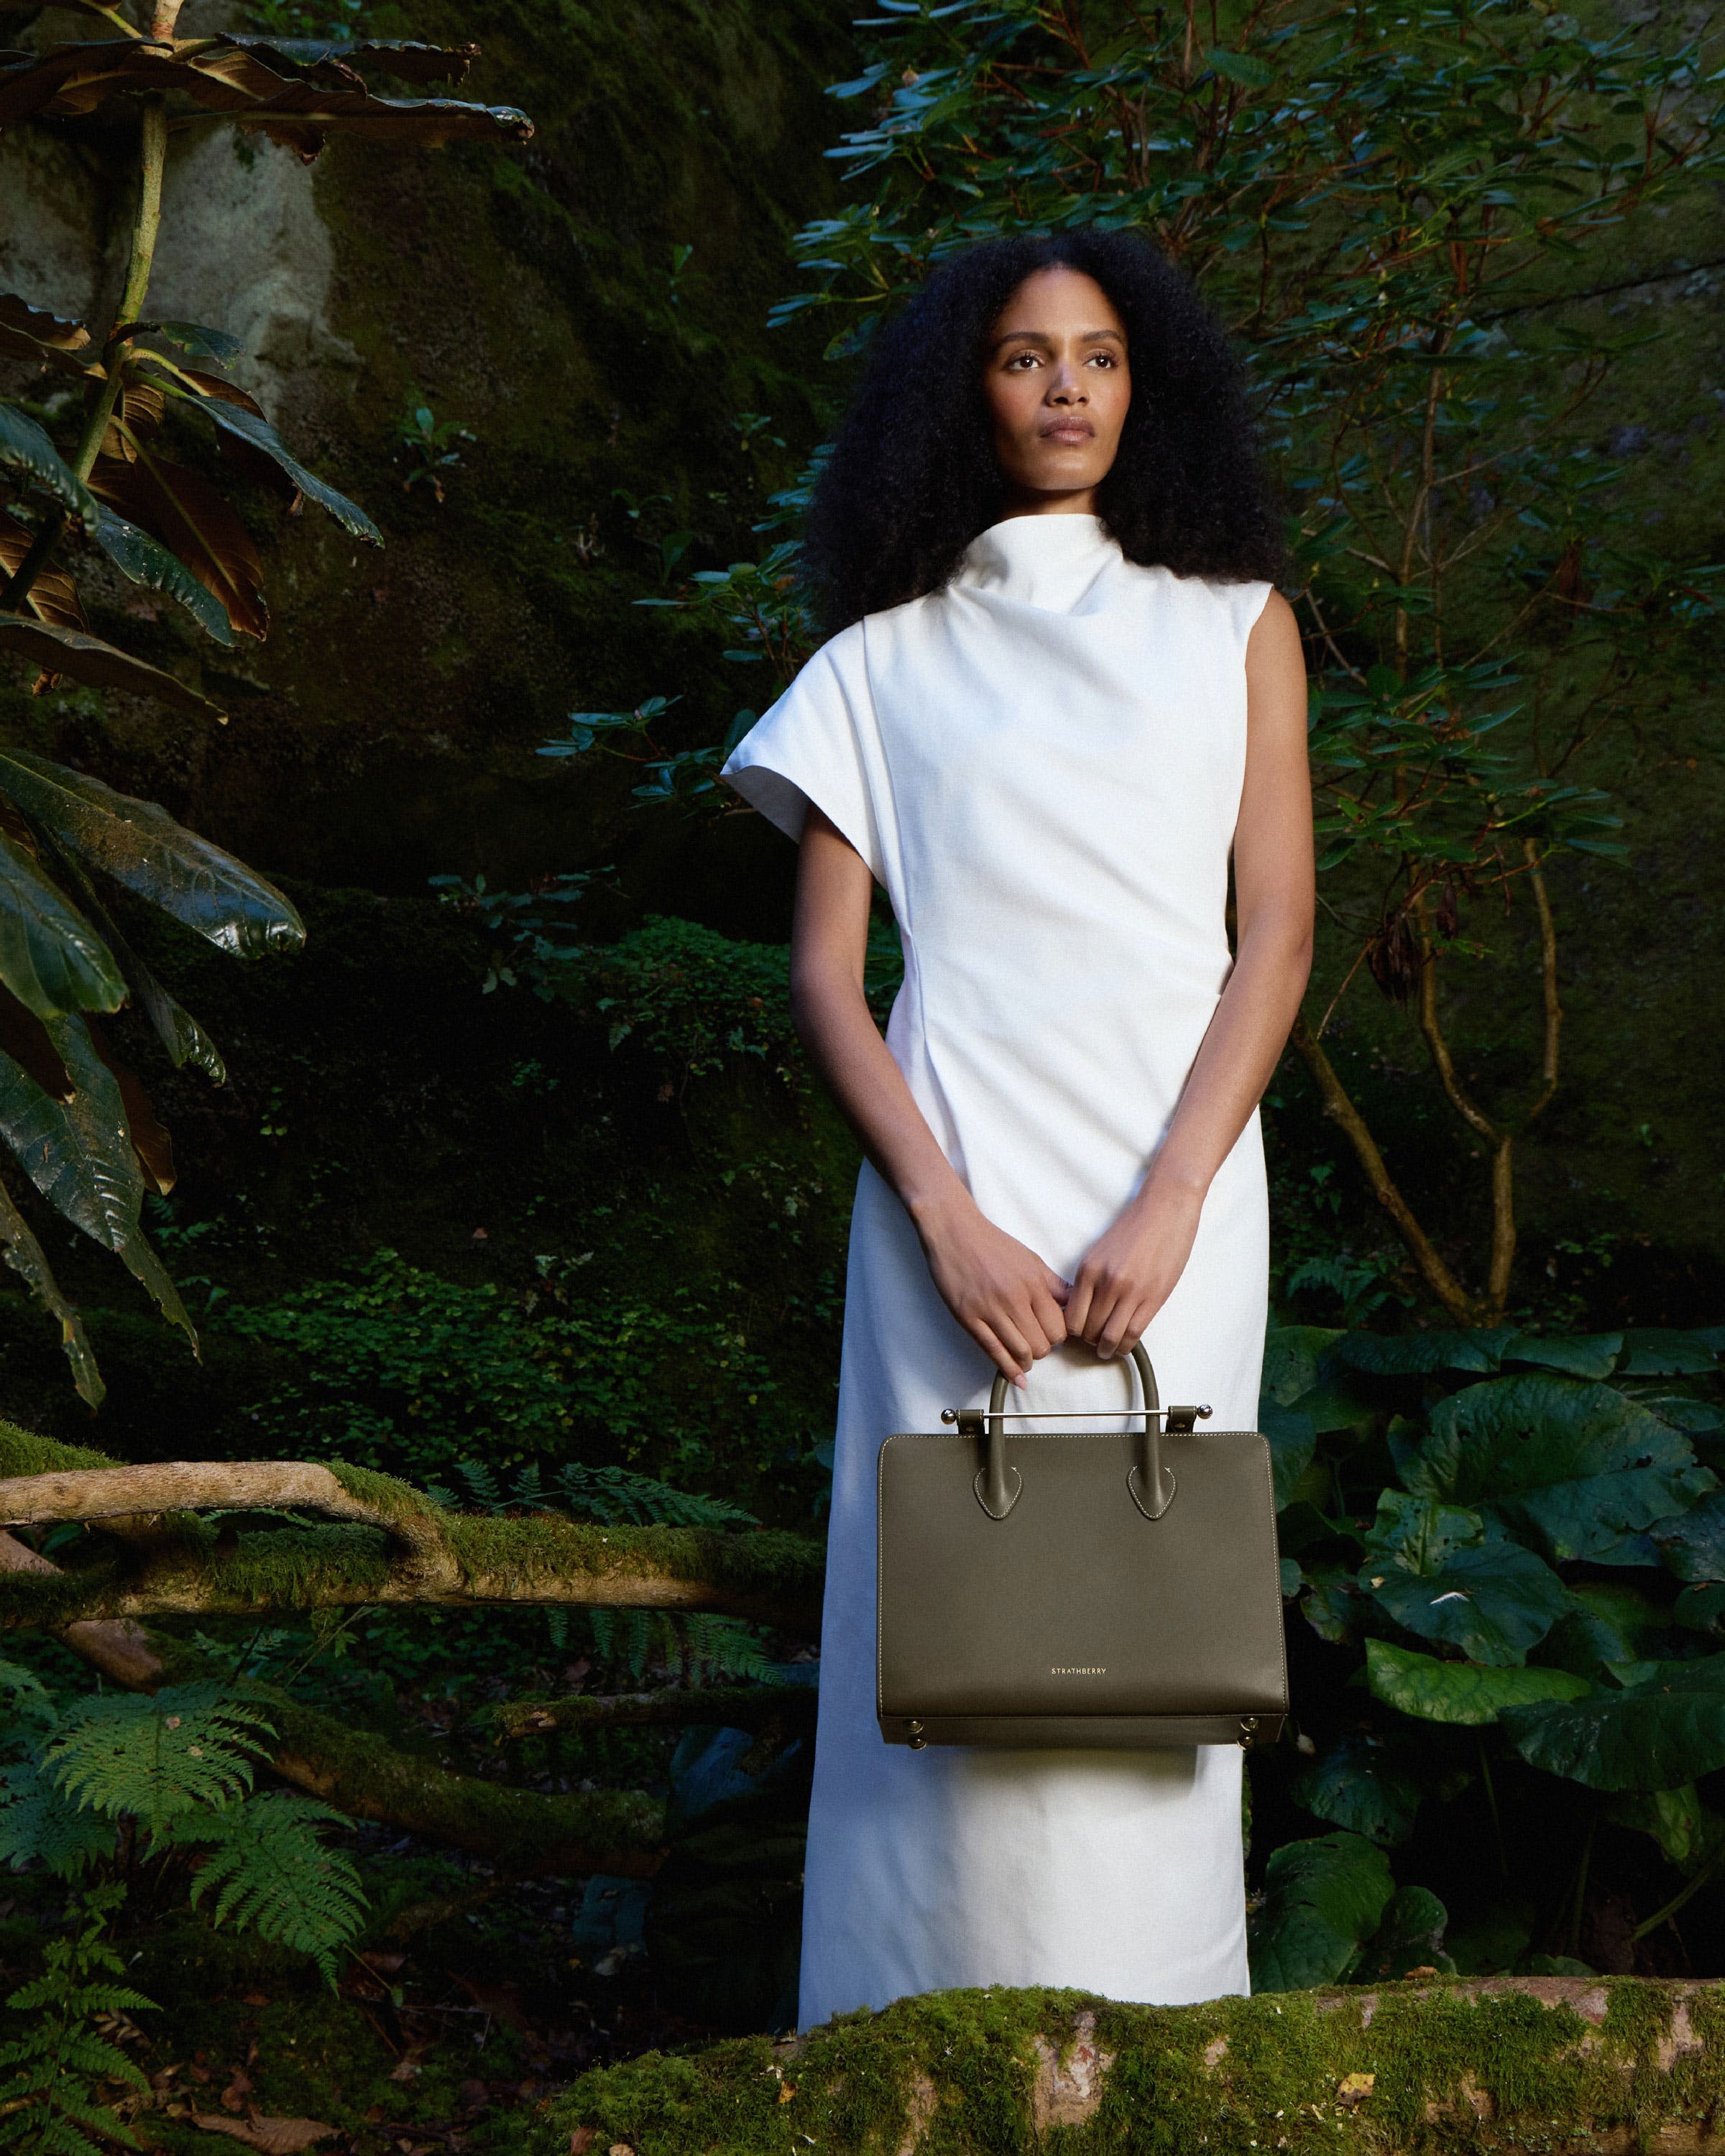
0, 1418, 119, 1477
534, 1978, 1725, 2156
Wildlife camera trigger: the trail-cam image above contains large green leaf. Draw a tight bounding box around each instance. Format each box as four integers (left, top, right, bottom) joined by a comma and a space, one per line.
1262, 1325, 1343, 1404
51, 859, 226, 1083
1604, 1784, 1723, 1868
0, 1018, 193, 1341
1261, 1400, 1316, 1508
0, 830, 124, 1018
1330, 1329, 1511, 1377
0, 749, 304, 959
1499, 1656, 1725, 1791
1354, 1883, 1456, 1979
1619, 1330, 1719, 1377
1246, 1830, 1394, 1991
89, 506, 236, 647
1366, 1639, 1591, 1726
1499, 1466, 1717, 1568
1361, 1501, 1572, 1666
1412, 1376, 1693, 1506
1499, 1332, 1624, 1380
0, 614, 226, 720
1290, 1733, 1427, 1846
0, 400, 96, 525
1653, 1493, 1725, 1583
1544, 1583, 1673, 1677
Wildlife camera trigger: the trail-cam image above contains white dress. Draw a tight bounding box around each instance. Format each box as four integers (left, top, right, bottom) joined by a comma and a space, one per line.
722, 512, 1272, 2030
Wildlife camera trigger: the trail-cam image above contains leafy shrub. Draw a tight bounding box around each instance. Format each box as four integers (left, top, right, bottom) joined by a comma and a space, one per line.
1248, 1322, 1725, 1988
227, 1249, 796, 1487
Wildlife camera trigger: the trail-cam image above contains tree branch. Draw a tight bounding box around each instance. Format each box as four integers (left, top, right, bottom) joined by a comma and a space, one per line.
1289, 1015, 1480, 1323
484, 1684, 819, 1741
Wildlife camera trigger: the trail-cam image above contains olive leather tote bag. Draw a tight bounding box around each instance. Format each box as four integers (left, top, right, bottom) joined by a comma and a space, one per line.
876, 1342, 1287, 1751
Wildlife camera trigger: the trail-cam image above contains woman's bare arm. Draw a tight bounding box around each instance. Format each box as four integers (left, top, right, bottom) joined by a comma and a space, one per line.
790, 811, 1069, 1384
1064, 590, 1315, 1355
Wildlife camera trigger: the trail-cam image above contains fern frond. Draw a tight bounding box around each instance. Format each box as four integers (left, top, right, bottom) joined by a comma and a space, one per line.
177, 1792, 365, 1989
676, 1615, 781, 1685
45, 1685, 274, 1841
552, 1460, 757, 1529
0, 1659, 54, 1724
0, 1762, 116, 1879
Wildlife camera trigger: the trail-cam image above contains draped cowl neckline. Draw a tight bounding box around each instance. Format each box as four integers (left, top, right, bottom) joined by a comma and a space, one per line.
951, 512, 1125, 614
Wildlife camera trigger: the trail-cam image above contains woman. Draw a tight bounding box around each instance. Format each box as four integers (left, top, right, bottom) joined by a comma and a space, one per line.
722, 231, 1313, 2029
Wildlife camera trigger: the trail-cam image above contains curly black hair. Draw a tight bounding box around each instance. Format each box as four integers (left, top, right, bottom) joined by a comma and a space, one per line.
801, 231, 1284, 633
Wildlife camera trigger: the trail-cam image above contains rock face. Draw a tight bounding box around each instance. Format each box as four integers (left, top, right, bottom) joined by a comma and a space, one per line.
0, 0, 847, 912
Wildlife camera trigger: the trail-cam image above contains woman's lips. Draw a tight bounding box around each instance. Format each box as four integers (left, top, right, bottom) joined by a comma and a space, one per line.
1041, 422, 1094, 443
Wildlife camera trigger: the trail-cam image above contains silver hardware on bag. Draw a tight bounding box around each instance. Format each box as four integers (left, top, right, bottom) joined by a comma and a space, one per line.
943, 1345, 1203, 1524
1238, 1715, 1261, 1749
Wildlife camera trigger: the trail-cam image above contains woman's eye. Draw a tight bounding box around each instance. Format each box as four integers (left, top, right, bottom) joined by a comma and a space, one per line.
1004, 351, 1041, 370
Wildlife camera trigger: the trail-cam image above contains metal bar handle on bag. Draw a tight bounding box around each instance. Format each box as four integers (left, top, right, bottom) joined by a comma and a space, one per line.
949, 1342, 1185, 1524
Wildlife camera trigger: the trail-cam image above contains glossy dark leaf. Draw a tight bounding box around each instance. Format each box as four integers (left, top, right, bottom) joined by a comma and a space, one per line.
1499, 1464, 1717, 1568
0, 401, 97, 525
1361, 1497, 1572, 1664
142, 321, 248, 361
0, 1017, 193, 1343
1619, 1330, 1719, 1377
0, 614, 226, 722
1261, 1400, 1316, 1509
236, 83, 533, 159
0, 292, 93, 377
1500, 1656, 1725, 1792
90, 448, 267, 641
1246, 1830, 1394, 1991
89, 507, 235, 648
86, 1016, 175, 1194
1499, 1331, 1624, 1380
188, 399, 380, 545
206, 34, 479, 86
0, 829, 124, 1018
1262, 1325, 1343, 1404
0, 1173, 101, 1407
1291, 1733, 1427, 1846
49, 860, 226, 1083
0, 509, 86, 630
0, 750, 304, 960
0, 982, 72, 1098
1367, 1639, 1591, 1726
1330, 1329, 1511, 1377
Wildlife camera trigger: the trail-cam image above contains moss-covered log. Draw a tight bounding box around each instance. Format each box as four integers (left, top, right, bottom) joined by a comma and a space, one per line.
260, 1690, 669, 1879
540, 1978, 1725, 2155
0, 1430, 823, 1630
485, 1682, 818, 1741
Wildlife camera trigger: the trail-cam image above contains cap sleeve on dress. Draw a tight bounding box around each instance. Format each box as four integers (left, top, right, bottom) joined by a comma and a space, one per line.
720, 630, 886, 881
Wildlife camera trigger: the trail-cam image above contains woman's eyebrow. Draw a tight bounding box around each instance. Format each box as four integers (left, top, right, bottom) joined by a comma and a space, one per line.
990, 325, 1126, 350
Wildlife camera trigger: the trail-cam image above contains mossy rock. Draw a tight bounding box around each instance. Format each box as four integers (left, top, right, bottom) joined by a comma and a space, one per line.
537, 1976, 1725, 2155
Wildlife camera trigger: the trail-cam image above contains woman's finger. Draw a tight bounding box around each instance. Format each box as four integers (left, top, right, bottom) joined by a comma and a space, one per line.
1043, 1266, 1072, 1304
1031, 1281, 1069, 1347
1063, 1271, 1096, 1341
970, 1321, 1028, 1386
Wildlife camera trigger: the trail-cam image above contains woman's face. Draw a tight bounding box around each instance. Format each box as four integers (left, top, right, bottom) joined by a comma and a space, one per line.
981, 266, 1131, 513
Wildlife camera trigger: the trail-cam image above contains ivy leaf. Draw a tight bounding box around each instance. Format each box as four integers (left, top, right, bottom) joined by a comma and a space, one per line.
1367, 1639, 1591, 1726
1247, 1830, 1394, 1991
1499, 1655, 1725, 1791
1290, 1733, 1427, 1846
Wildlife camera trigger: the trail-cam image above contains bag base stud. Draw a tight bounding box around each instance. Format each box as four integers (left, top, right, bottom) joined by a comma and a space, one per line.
908, 1719, 926, 1750
1238, 1715, 1260, 1749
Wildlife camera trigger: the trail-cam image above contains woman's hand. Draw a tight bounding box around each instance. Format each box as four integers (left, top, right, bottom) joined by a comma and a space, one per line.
1064, 1183, 1204, 1358
914, 1192, 1069, 1386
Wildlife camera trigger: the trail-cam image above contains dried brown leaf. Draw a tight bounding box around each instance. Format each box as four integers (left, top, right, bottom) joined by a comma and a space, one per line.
190, 2115, 339, 2155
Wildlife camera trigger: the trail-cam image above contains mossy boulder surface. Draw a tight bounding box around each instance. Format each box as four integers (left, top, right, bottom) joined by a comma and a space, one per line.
538, 1977, 1725, 2154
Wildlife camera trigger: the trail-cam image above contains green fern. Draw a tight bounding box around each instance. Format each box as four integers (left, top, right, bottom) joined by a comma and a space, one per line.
45, 1684, 275, 1842
586, 1608, 778, 1685
0, 1885, 154, 2155
0, 1761, 114, 1879
173, 1792, 366, 1989
430, 1456, 756, 1529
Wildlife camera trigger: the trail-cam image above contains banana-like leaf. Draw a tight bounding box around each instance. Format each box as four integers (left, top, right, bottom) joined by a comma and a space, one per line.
89, 507, 235, 648
0, 1016, 193, 1342
237, 83, 533, 159
86, 1017, 175, 1194
0, 1173, 102, 1407
195, 34, 479, 86
0, 402, 97, 527
0, 614, 227, 721
90, 448, 267, 641
0, 509, 86, 630
187, 397, 380, 544
0, 748, 305, 960
47, 851, 226, 1082
0, 292, 93, 377
0, 829, 124, 1018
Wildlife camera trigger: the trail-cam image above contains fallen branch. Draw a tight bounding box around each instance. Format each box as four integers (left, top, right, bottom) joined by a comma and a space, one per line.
484, 1682, 819, 1741
0, 1442, 822, 1631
